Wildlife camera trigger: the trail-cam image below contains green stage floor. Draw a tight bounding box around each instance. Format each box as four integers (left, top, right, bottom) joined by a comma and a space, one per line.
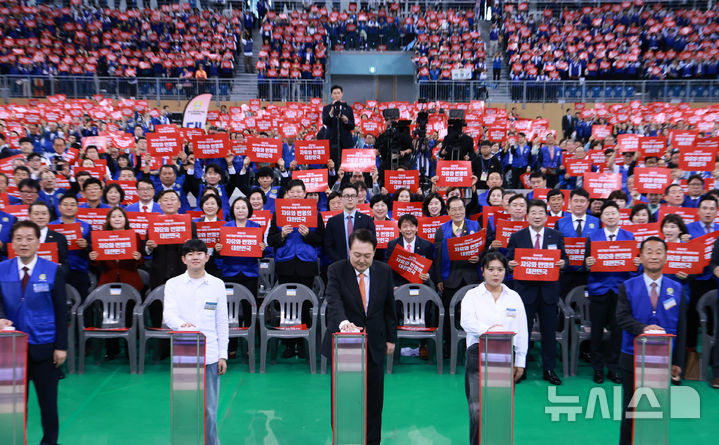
28, 352, 719, 444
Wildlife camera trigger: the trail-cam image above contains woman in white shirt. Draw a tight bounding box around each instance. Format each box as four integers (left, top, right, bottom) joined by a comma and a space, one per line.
461, 251, 528, 445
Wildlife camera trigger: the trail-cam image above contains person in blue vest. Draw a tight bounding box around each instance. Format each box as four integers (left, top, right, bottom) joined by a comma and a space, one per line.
78, 178, 111, 209
267, 179, 324, 358
0, 208, 17, 260
509, 132, 532, 188
38, 170, 66, 216
536, 133, 562, 188
685, 195, 719, 356
148, 165, 191, 213
616, 236, 686, 445
184, 163, 234, 219
125, 178, 163, 213
433, 196, 483, 355
50, 194, 92, 299
238, 163, 283, 213
683, 174, 705, 208
0, 220, 67, 445
584, 201, 637, 384
214, 197, 266, 294
554, 188, 599, 299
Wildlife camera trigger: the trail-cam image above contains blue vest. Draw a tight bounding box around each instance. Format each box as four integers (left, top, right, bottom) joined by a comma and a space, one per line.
198, 183, 231, 220
439, 219, 480, 282
217, 220, 261, 278
555, 214, 600, 271
263, 186, 281, 213
621, 275, 682, 356
274, 224, 318, 263
587, 228, 635, 296
687, 221, 719, 280
50, 218, 91, 272
0, 257, 60, 345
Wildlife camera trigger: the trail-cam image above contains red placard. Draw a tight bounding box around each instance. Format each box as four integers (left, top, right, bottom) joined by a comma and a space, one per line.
76, 208, 110, 231
692, 231, 719, 268
392, 202, 423, 219
91, 230, 137, 260
275, 199, 317, 227
482, 206, 504, 230
583, 172, 622, 199
663, 241, 704, 275
564, 237, 587, 266
341, 149, 376, 172
146, 132, 183, 157
247, 137, 282, 163
356, 203, 372, 217
387, 245, 433, 284
436, 161, 472, 187
292, 170, 328, 193
513, 248, 561, 281
495, 220, 529, 247
417, 216, 451, 242
47, 223, 83, 250
108, 180, 139, 205
638, 136, 666, 158
565, 158, 592, 177
192, 133, 229, 159
447, 229, 486, 260
9, 243, 58, 263
623, 222, 661, 246
669, 130, 698, 149
195, 221, 225, 246
657, 206, 698, 225
384, 170, 419, 194
590, 240, 638, 272
249, 210, 272, 229
633, 168, 672, 194
321, 210, 342, 227
82, 135, 108, 152
679, 145, 716, 172
74, 165, 106, 181
374, 220, 399, 249
295, 140, 330, 164
219, 226, 263, 257
126, 212, 150, 238
147, 214, 192, 245
591, 124, 613, 140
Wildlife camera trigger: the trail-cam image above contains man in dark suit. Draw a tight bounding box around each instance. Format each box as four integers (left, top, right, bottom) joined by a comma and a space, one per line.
507, 199, 568, 385
324, 183, 375, 264
385, 214, 434, 286
322, 229, 397, 445
0, 220, 67, 445
561, 108, 575, 139
28, 201, 69, 276
321, 85, 355, 168
125, 178, 163, 213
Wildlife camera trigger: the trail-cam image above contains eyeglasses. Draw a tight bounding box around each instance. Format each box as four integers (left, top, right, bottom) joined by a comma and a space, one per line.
342, 194, 357, 199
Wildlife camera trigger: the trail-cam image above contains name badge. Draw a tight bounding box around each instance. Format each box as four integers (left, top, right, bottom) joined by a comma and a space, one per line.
33, 283, 50, 293
663, 297, 677, 311
505, 307, 517, 318
480, 171, 488, 181
547, 244, 557, 250
204, 302, 217, 311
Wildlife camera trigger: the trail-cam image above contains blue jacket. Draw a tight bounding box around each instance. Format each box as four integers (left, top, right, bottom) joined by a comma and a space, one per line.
586, 228, 635, 296
264, 186, 281, 213
510, 144, 531, 169
618, 275, 683, 356
269, 214, 322, 263
0, 257, 66, 347
125, 201, 163, 213
0, 210, 17, 256
555, 213, 600, 271
537, 145, 562, 170
686, 221, 719, 280
437, 219, 481, 282
216, 220, 261, 278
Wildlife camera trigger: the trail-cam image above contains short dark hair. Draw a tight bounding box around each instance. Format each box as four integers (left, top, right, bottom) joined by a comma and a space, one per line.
664, 183, 682, 195
18, 178, 40, 192
182, 238, 208, 255
29, 200, 53, 215
527, 199, 547, 213
159, 164, 177, 175
26, 152, 42, 161
446, 196, 465, 209
136, 178, 155, 189
660, 213, 688, 235
507, 194, 528, 207
205, 163, 223, 176
599, 200, 619, 215
422, 192, 447, 217
58, 194, 78, 205
286, 179, 306, 192
248, 188, 268, 205
82, 177, 103, 191
340, 183, 358, 194
327, 191, 341, 202
640, 236, 666, 252
348, 228, 376, 250
370, 194, 389, 208
546, 189, 563, 200
481, 251, 508, 270
529, 171, 546, 180
331, 84, 343, 93
687, 174, 704, 185
698, 195, 718, 208
103, 183, 125, 203
630, 203, 650, 221
156, 189, 180, 201
200, 193, 222, 212
397, 214, 418, 228
257, 166, 274, 179
13, 166, 31, 175
11, 220, 40, 239
231, 197, 253, 219
607, 190, 628, 202
570, 188, 590, 200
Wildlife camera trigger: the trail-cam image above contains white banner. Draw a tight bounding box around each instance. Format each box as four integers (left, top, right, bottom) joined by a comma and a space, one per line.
182, 93, 213, 129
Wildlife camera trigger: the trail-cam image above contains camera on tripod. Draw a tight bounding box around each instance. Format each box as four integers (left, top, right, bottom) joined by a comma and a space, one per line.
413, 111, 429, 140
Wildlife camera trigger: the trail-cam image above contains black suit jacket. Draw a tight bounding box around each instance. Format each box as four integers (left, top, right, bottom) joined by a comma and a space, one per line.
45, 229, 69, 276
433, 223, 483, 288
385, 236, 434, 286
323, 211, 375, 263
148, 222, 197, 289
506, 227, 569, 305
321, 260, 397, 365
562, 115, 574, 137
321, 102, 355, 153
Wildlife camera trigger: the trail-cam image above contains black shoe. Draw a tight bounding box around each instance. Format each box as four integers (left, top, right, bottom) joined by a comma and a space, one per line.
580, 352, 592, 363
607, 371, 622, 384
519, 371, 528, 381
543, 369, 562, 385
297, 343, 307, 359
593, 370, 605, 384
282, 347, 296, 359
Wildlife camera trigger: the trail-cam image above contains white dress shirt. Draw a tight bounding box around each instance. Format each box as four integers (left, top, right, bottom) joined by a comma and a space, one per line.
604, 227, 619, 241
339, 267, 370, 331
163, 271, 229, 364
460, 282, 529, 367
528, 226, 545, 248
17, 254, 38, 278
643, 273, 663, 302
39, 227, 49, 243
403, 236, 415, 253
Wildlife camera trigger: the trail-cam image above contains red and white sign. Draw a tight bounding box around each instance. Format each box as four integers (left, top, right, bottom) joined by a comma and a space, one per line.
564, 237, 587, 266
384, 170, 419, 194
249, 210, 272, 229
321, 210, 342, 227
447, 229, 486, 260
108, 180, 139, 205
590, 240, 638, 272
387, 245, 432, 284
374, 220, 399, 249
624, 222, 661, 246
638, 136, 666, 158
393, 202, 423, 219
47, 223, 83, 250
292, 170, 328, 193
77, 208, 110, 231
583, 172, 622, 198
295, 140, 330, 164
275, 199, 317, 227
341, 149, 376, 172
91, 230, 137, 260
657, 206, 698, 225
513, 248, 561, 281
147, 132, 183, 157
127, 212, 151, 238
565, 158, 592, 177
591, 125, 612, 140
192, 133, 229, 159
691, 231, 719, 268
147, 214, 192, 245
679, 145, 716, 172
9, 243, 58, 263
495, 220, 529, 247
436, 161, 472, 187
417, 216, 451, 242
633, 168, 673, 194
247, 137, 282, 163
663, 241, 704, 275
195, 221, 225, 246
220, 226, 263, 257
